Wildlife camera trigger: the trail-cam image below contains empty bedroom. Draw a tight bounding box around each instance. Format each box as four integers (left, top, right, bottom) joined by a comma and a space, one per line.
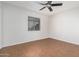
0, 1, 79, 57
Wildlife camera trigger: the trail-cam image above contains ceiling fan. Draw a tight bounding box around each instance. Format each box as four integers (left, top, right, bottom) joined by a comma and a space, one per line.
39, 1, 63, 12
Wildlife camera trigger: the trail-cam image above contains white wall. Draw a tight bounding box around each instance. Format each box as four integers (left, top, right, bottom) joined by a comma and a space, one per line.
2, 2, 79, 48
2, 3, 49, 47
0, 2, 1, 48
49, 7, 79, 45
0, 2, 2, 49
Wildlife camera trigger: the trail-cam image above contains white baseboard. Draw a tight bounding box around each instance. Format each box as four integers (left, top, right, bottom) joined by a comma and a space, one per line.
50, 36, 79, 45
2, 36, 79, 48
0, 46, 2, 49
2, 37, 48, 48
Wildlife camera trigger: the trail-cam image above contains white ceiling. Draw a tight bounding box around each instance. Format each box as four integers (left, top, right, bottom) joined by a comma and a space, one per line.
4, 1, 79, 15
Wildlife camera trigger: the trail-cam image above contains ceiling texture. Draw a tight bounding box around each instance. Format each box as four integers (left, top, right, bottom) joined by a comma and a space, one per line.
4, 1, 79, 15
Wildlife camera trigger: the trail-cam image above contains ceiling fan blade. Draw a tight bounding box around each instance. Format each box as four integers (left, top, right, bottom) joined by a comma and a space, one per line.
39, 1, 49, 5
48, 7, 53, 11
48, 1, 52, 4
39, 3, 47, 5
40, 7, 46, 10
51, 3, 63, 6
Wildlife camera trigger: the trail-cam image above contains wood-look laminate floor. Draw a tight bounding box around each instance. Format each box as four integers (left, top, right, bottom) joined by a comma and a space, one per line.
0, 38, 79, 57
